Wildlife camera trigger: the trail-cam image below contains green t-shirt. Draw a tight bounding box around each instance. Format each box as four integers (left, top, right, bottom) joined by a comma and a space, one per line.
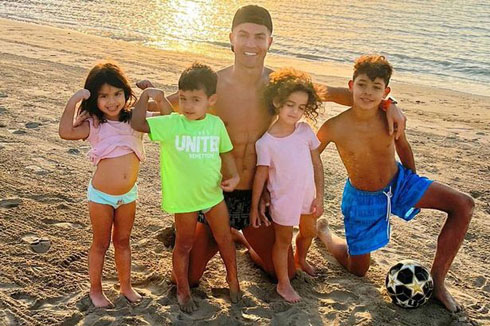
147, 113, 233, 213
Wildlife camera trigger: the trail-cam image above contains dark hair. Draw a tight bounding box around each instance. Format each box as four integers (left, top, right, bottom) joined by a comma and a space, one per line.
178, 63, 217, 97
80, 62, 136, 123
263, 68, 322, 121
353, 55, 393, 87
232, 5, 273, 33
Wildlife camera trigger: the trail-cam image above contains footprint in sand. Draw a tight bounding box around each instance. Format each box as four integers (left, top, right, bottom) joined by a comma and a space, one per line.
12, 129, 26, 135
26, 165, 49, 175
41, 218, 84, 229
0, 106, 7, 114
0, 198, 21, 208
473, 276, 486, 288
156, 226, 175, 248
25, 122, 40, 129
29, 238, 51, 253
67, 148, 80, 155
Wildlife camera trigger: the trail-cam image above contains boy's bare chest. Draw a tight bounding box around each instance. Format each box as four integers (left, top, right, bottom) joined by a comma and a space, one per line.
336, 124, 394, 158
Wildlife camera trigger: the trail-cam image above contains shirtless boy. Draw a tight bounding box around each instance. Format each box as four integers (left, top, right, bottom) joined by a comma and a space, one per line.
316, 55, 474, 312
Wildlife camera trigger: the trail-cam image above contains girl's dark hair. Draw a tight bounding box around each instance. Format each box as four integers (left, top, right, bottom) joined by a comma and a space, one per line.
263, 68, 322, 121
80, 62, 136, 123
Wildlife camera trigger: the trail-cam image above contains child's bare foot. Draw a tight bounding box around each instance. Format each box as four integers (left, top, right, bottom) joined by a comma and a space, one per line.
276, 283, 301, 303
89, 291, 113, 308
433, 283, 461, 312
295, 259, 317, 276
121, 287, 142, 303
227, 278, 242, 303
177, 292, 197, 313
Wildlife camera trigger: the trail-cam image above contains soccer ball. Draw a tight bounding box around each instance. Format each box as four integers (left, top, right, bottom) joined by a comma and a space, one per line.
385, 260, 434, 308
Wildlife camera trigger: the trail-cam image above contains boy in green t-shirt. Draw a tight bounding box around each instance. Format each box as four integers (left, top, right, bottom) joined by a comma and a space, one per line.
132, 63, 240, 313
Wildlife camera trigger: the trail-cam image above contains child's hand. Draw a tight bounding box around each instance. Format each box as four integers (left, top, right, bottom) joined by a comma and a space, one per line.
310, 198, 324, 218
220, 175, 239, 192
144, 88, 165, 102
250, 207, 271, 228
70, 89, 90, 103
136, 80, 155, 90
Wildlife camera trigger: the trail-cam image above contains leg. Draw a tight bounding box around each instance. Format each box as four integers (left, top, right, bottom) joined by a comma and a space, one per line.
187, 222, 219, 287
88, 202, 114, 308
204, 201, 241, 303
415, 182, 474, 312
273, 223, 300, 303
112, 201, 141, 303
173, 212, 199, 313
295, 213, 318, 275
316, 218, 371, 277
242, 224, 296, 280
231, 228, 264, 270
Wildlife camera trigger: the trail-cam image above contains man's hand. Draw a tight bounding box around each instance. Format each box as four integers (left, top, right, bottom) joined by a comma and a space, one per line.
310, 198, 324, 218
73, 110, 90, 127
220, 175, 239, 192
136, 80, 155, 90
386, 103, 406, 140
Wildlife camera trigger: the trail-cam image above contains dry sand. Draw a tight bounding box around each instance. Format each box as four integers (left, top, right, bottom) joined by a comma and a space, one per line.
0, 18, 489, 326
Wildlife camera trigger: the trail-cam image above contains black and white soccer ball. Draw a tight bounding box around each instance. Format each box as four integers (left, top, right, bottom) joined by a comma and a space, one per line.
385, 260, 434, 308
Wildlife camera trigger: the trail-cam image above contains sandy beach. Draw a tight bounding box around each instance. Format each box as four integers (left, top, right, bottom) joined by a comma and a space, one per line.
0, 18, 489, 326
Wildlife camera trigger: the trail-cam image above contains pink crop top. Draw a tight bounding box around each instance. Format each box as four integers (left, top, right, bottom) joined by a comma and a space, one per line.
85, 117, 145, 165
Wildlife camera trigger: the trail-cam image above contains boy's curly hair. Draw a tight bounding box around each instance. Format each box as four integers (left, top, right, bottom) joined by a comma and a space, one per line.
353, 55, 393, 86
80, 62, 136, 124
263, 68, 322, 121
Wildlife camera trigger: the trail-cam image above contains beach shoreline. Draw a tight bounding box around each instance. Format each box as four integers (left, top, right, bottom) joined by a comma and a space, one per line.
0, 18, 489, 326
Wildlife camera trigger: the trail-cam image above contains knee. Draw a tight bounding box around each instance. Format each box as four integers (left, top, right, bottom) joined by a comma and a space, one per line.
91, 241, 110, 254
300, 224, 317, 239
112, 236, 130, 250
214, 232, 232, 247
454, 193, 475, 222
174, 238, 194, 254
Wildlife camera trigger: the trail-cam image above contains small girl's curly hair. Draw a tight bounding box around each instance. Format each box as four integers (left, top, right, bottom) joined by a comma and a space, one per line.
263, 68, 322, 121
80, 62, 136, 124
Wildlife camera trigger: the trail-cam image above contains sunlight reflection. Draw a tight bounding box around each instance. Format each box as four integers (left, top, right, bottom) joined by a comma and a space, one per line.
149, 0, 217, 54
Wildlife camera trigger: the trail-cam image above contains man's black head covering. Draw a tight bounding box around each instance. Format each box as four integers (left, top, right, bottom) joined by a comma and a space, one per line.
232, 5, 273, 33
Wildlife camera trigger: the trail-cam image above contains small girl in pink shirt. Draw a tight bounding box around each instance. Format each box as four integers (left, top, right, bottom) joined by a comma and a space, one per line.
250, 68, 324, 303
59, 62, 166, 308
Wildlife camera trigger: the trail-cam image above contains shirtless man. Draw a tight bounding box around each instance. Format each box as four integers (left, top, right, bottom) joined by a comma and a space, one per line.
139, 5, 406, 282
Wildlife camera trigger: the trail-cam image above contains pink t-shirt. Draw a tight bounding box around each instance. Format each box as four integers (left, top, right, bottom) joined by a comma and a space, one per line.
256, 122, 320, 226
85, 117, 145, 165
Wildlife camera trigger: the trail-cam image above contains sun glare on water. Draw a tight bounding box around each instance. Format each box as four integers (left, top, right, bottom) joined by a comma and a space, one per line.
148, 0, 219, 54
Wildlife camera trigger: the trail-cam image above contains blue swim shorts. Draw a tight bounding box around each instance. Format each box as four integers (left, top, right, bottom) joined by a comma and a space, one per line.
87, 181, 138, 209
342, 163, 433, 256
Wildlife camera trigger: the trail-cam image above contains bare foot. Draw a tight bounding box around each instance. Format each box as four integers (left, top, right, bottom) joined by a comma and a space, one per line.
177, 292, 197, 313
276, 282, 301, 303
295, 259, 317, 276
121, 287, 142, 303
433, 283, 461, 312
227, 278, 242, 303
89, 291, 113, 308
317, 218, 333, 246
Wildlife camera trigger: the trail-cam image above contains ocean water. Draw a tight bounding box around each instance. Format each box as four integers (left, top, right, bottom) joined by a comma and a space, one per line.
1, 0, 489, 96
